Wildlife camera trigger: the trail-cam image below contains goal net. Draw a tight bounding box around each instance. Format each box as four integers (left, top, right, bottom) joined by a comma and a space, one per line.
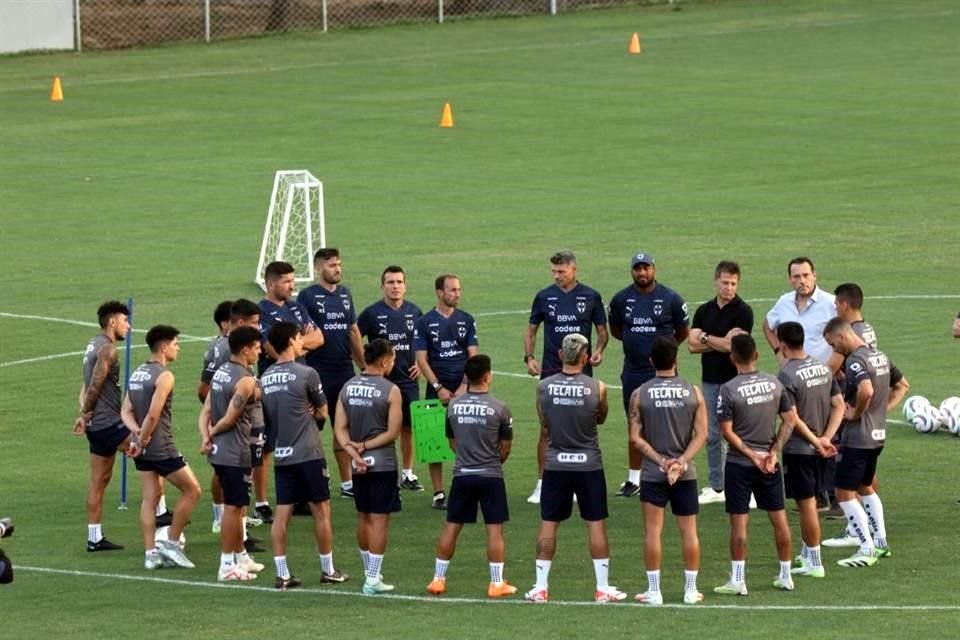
255, 170, 326, 292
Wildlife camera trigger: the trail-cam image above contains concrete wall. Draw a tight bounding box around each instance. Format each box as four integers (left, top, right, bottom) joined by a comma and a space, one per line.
0, 0, 74, 54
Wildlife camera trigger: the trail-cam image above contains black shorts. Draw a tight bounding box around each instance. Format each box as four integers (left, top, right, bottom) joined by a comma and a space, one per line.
724, 462, 784, 514
425, 375, 463, 401
541, 468, 608, 522
446, 475, 509, 525
398, 382, 420, 430
640, 479, 699, 516
620, 370, 654, 415
834, 447, 882, 491
86, 422, 132, 457
782, 454, 824, 501
352, 470, 402, 514
213, 464, 252, 507
134, 456, 187, 477
250, 427, 265, 468
275, 459, 330, 505
319, 369, 353, 425
263, 416, 277, 453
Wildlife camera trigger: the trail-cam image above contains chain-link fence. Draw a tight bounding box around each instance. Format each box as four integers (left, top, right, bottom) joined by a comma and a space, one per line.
77, 0, 689, 50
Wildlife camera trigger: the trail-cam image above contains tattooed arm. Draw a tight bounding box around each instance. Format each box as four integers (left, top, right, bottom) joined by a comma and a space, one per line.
209, 377, 255, 436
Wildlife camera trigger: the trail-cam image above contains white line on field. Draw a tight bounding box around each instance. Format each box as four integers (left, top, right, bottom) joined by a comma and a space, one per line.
0, 10, 954, 92
0, 312, 210, 340
17, 566, 960, 611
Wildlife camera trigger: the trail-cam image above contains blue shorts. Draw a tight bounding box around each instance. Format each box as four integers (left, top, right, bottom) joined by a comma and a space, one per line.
134, 456, 187, 477
834, 447, 882, 491
352, 470, 401, 514
782, 454, 824, 501
446, 475, 509, 525
541, 468, 608, 522
425, 374, 463, 401
641, 479, 699, 516
213, 464, 252, 507
275, 459, 330, 505
724, 462, 784, 514
397, 381, 420, 430
86, 422, 132, 457
318, 369, 354, 425
620, 370, 654, 415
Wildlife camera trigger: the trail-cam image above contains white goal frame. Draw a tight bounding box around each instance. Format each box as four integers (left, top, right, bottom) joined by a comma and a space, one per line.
255, 170, 326, 292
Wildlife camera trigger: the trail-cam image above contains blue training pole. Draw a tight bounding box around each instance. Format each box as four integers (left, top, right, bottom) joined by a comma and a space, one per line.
119, 296, 133, 510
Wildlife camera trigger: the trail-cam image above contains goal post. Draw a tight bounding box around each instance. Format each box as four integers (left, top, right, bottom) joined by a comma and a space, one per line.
255, 170, 326, 291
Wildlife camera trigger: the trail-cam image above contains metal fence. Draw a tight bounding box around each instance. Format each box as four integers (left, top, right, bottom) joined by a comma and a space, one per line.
75, 0, 688, 50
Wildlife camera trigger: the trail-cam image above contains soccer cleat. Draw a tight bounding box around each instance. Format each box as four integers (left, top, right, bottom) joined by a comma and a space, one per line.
524, 587, 549, 603
245, 515, 264, 527
697, 487, 725, 505
837, 551, 878, 568
426, 577, 447, 595
875, 546, 892, 558
362, 578, 395, 594
239, 555, 265, 573
155, 511, 173, 528
144, 553, 164, 570
595, 586, 628, 603
615, 481, 640, 497
321, 569, 350, 584
254, 504, 274, 524
773, 577, 795, 591
683, 590, 704, 605
793, 554, 804, 567
157, 540, 195, 568
526, 486, 541, 505
399, 476, 424, 491
488, 581, 517, 598
713, 580, 748, 596
432, 491, 447, 510
275, 575, 302, 590
87, 538, 123, 552
218, 566, 257, 582
244, 539, 266, 554
791, 563, 825, 578
211, 521, 222, 534
822, 530, 860, 548
634, 590, 663, 606
340, 486, 355, 499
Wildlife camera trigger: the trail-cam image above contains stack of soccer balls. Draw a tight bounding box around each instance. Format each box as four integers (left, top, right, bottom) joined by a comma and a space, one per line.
903, 396, 960, 435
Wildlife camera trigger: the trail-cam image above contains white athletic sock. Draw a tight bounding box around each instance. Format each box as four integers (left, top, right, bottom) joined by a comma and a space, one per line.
342, 480, 353, 491
146, 548, 159, 558
360, 548, 370, 572
255, 500, 269, 508
861, 493, 887, 549
808, 545, 822, 569
731, 560, 745, 584
535, 560, 552, 590
242, 517, 248, 541
88, 523, 102, 543
534, 479, 542, 491
220, 552, 235, 571
646, 569, 661, 594
800, 542, 810, 562
839, 499, 874, 554
779, 560, 792, 581
593, 558, 610, 591
403, 468, 413, 479
275, 555, 290, 579
156, 495, 167, 516
684, 569, 698, 593
628, 469, 641, 485
237, 550, 252, 565
434, 558, 450, 580
367, 553, 384, 581
490, 562, 504, 584
319, 552, 334, 575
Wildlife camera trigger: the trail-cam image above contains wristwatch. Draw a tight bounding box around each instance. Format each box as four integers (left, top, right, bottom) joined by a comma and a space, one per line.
523, 353, 535, 363
700, 333, 710, 345
432, 381, 443, 391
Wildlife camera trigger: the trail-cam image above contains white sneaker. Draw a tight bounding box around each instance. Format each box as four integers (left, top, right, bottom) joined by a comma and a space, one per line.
144, 552, 163, 570
683, 590, 704, 604
713, 580, 748, 596
634, 590, 663, 606
363, 578, 395, 594
698, 487, 725, 505
822, 530, 861, 548
527, 486, 541, 505
594, 586, 627, 602
218, 565, 257, 581
211, 521, 221, 534
245, 515, 263, 527
157, 540, 195, 569
239, 555, 265, 573
773, 576, 795, 591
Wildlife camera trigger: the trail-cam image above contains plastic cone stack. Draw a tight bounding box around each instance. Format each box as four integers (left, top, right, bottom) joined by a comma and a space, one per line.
50, 76, 64, 102
439, 102, 454, 128
628, 33, 642, 55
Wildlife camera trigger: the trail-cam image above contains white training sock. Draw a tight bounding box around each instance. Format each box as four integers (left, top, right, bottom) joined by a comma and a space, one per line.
861, 493, 887, 548
535, 560, 552, 590
319, 552, 334, 575
490, 562, 504, 585
800, 542, 810, 562
274, 555, 290, 579
403, 468, 413, 479
684, 569, 698, 593
255, 500, 269, 508
212, 503, 223, 523
360, 548, 370, 572
628, 469, 641, 485
88, 523, 102, 543
646, 569, 661, 594
156, 495, 167, 516
434, 558, 450, 580
839, 499, 874, 554
220, 552, 236, 571
342, 481, 353, 491
779, 561, 792, 581
367, 553, 384, 581
534, 479, 542, 491
593, 558, 610, 591
808, 545, 822, 569
732, 560, 745, 584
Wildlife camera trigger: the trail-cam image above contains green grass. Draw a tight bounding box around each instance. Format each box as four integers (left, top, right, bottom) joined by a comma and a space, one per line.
0, 0, 958, 636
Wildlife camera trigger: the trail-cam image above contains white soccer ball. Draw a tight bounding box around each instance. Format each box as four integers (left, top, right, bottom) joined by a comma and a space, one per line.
912, 405, 942, 434
939, 397, 960, 435
903, 395, 932, 422
154, 525, 186, 547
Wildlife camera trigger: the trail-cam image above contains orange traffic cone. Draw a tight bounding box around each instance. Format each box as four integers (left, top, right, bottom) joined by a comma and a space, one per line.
50, 76, 64, 102
439, 102, 454, 128
628, 32, 642, 55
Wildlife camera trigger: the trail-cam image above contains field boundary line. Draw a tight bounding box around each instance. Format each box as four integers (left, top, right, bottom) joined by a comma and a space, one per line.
17, 565, 960, 611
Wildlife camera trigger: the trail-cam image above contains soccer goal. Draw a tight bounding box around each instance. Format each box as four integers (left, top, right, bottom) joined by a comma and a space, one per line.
255, 170, 326, 292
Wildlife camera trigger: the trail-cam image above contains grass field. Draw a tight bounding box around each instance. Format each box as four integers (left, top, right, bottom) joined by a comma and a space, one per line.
1, 0, 958, 636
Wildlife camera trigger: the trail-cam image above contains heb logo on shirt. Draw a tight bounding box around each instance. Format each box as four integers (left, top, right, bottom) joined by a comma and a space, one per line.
275, 446, 294, 459
557, 452, 587, 464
